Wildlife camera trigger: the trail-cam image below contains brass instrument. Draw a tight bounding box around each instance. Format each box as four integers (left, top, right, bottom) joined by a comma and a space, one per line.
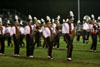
69, 26, 76, 40
15, 26, 20, 39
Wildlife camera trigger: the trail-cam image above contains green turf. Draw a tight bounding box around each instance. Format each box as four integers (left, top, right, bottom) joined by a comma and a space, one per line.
0, 37, 100, 67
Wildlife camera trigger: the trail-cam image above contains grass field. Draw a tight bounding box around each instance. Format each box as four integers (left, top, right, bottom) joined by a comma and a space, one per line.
0, 37, 100, 67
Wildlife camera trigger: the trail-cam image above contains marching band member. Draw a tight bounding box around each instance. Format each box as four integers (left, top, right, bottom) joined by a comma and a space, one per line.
12, 15, 20, 56
19, 21, 25, 47
52, 16, 60, 48
52, 19, 57, 35
34, 20, 41, 48
76, 20, 82, 42
97, 16, 100, 43
53, 20, 60, 48
24, 15, 34, 58
0, 17, 6, 55
41, 19, 48, 48
32, 17, 39, 42
90, 20, 98, 52
42, 16, 53, 59
82, 15, 90, 43
6, 20, 13, 47
62, 11, 75, 61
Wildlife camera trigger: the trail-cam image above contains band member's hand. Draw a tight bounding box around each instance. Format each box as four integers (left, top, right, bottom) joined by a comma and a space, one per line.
15, 34, 19, 39
15, 34, 18, 37
85, 29, 88, 31
30, 34, 33, 38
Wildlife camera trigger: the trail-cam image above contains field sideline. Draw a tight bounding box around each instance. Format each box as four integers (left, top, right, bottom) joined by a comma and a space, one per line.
0, 37, 100, 67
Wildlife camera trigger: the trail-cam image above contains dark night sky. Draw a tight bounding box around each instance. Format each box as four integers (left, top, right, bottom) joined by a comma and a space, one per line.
0, 0, 100, 21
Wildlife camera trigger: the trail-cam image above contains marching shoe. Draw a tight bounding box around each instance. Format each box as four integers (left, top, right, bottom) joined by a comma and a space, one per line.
14, 54, 20, 57
67, 58, 72, 61
17, 54, 20, 57
14, 54, 18, 57
48, 56, 53, 59
94, 50, 96, 52
0, 53, 5, 56
29, 56, 34, 58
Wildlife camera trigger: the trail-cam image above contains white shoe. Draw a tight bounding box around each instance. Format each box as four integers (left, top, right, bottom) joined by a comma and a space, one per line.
14, 54, 18, 57
0, 53, 5, 56
90, 49, 93, 52
50, 57, 53, 60
94, 50, 96, 52
14, 54, 20, 57
2, 54, 5, 56
67, 58, 72, 61
0, 53, 3, 55
29, 56, 34, 58
48, 56, 51, 59
17, 54, 20, 57
53, 46, 55, 48
48, 56, 53, 59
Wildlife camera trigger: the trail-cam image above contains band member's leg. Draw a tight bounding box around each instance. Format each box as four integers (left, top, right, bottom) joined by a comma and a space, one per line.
57, 36, 60, 48
26, 34, 30, 56
93, 34, 97, 51
0, 37, 5, 54
77, 35, 80, 41
8, 36, 11, 47
47, 37, 52, 57
30, 37, 34, 56
13, 35, 20, 55
65, 34, 73, 59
